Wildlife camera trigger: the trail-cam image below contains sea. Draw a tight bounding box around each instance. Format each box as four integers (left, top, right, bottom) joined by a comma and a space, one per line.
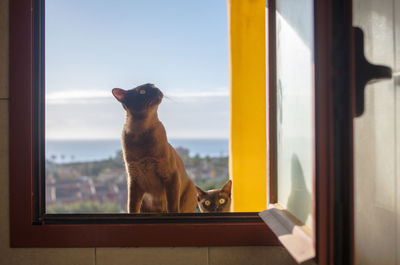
46, 138, 229, 163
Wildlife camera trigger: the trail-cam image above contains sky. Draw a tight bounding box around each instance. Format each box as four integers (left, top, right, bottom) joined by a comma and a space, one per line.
45, 0, 229, 140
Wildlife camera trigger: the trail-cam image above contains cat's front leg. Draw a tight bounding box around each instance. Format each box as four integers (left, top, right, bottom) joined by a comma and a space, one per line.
165, 174, 181, 213
127, 178, 144, 213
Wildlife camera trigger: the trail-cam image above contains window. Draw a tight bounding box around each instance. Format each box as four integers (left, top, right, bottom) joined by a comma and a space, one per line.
260, 0, 316, 262
42, 0, 268, 215
44, 0, 231, 214
10, 0, 274, 247
263, 0, 355, 263
10, 1, 353, 262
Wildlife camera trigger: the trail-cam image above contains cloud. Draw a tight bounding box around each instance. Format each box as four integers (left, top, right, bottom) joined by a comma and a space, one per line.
46, 90, 112, 104
45, 89, 229, 140
46, 89, 229, 104
166, 91, 229, 99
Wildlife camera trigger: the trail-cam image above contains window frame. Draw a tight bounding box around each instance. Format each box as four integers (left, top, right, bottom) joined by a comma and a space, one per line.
264, 1, 316, 262
9, 0, 354, 261
265, 0, 355, 264
9, 0, 278, 247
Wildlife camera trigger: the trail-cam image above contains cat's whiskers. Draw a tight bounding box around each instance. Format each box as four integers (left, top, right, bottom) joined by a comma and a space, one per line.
163, 95, 176, 103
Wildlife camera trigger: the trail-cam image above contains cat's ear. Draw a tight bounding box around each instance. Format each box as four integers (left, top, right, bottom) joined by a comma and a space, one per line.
195, 186, 206, 199
221, 179, 232, 196
112, 88, 127, 102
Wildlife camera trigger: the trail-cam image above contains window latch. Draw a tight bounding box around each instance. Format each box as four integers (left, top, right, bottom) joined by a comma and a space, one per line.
353, 26, 392, 117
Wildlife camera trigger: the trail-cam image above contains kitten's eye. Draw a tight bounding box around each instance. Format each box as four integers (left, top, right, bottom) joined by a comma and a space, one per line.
204, 200, 211, 206
139, 89, 146, 95
219, 198, 226, 204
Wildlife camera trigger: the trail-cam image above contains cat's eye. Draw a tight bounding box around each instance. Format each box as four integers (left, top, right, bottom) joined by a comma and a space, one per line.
219, 198, 226, 204
139, 89, 146, 94
204, 200, 211, 206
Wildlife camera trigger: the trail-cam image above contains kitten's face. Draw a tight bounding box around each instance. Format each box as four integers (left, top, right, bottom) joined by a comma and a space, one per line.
112, 83, 163, 115
196, 180, 232, 212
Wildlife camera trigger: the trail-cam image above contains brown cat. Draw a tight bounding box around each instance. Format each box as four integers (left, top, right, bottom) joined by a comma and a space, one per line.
195, 180, 232, 212
112, 83, 197, 213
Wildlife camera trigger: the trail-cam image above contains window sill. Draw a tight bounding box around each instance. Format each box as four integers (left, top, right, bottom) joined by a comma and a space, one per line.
259, 204, 315, 263
11, 216, 280, 247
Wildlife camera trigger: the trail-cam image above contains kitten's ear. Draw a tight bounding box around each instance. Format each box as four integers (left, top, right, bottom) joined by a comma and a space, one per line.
221, 180, 232, 195
112, 88, 127, 102
195, 186, 206, 198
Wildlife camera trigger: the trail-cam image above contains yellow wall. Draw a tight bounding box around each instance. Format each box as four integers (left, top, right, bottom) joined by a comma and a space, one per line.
0, 0, 299, 264
229, 0, 267, 212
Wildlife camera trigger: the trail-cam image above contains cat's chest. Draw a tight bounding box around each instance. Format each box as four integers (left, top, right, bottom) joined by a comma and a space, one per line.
122, 130, 172, 188
126, 158, 165, 189
122, 131, 166, 158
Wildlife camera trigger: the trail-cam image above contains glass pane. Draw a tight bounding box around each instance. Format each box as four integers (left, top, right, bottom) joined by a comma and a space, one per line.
353, 1, 398, 263
275, 0, 314, 229
45, 1, 229, 213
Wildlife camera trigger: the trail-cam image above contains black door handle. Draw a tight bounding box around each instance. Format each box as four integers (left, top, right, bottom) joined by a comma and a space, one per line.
353, 27, 392, 117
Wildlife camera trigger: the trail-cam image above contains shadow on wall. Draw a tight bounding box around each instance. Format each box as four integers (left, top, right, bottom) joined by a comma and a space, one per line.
287, 154, 311, 224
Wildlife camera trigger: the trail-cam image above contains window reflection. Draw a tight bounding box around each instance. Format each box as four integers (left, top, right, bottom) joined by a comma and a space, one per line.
275, 0, 314, 229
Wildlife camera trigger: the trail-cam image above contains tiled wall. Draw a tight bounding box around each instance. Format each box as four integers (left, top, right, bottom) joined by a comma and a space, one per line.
0, 0, 304, 264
